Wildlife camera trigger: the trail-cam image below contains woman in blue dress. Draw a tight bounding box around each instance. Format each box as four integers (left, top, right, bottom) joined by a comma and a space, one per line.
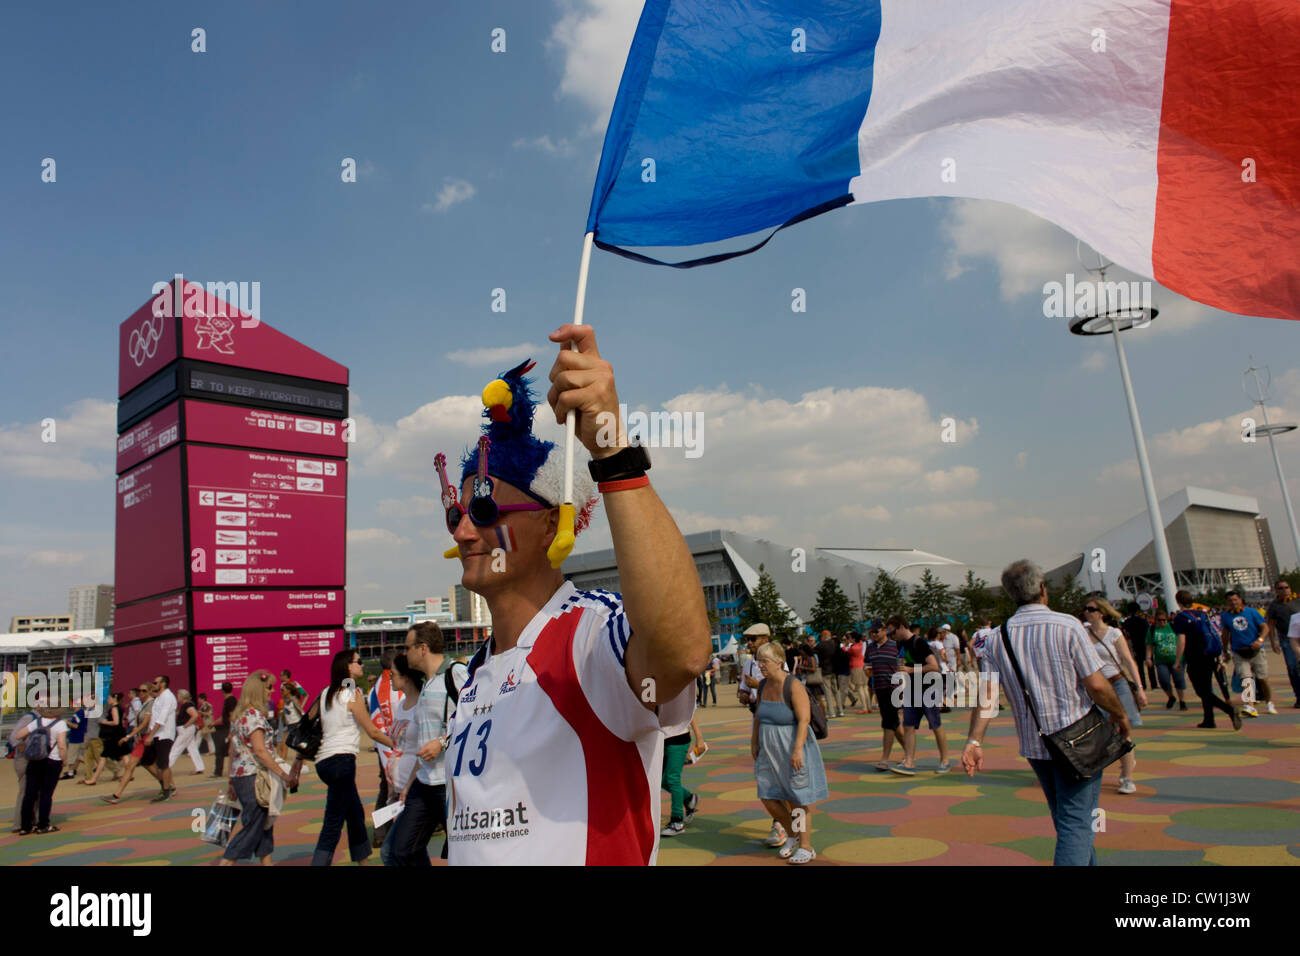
751, 642, 829, 864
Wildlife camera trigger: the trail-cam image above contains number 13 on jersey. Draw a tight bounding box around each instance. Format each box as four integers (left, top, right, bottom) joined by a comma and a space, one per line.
452, 719, 491, 777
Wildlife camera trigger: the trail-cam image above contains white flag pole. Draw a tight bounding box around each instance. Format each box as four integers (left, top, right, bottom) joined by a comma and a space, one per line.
548, 231, 595, 568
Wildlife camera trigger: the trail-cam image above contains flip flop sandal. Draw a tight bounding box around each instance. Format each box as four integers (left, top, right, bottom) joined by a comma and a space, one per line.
874, 761, 890, 771
35, 825, 61, 834
100, 795, 121, 804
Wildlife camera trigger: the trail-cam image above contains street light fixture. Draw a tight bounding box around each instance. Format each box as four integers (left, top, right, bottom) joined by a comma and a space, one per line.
1066, 243, 1179, 611
1244, 360, 1300, 573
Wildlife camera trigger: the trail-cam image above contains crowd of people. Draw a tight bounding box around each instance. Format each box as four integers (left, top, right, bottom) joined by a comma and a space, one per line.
726, 570, 1298, 865
4, 573, 1295, 864
4, 324, 1297, 867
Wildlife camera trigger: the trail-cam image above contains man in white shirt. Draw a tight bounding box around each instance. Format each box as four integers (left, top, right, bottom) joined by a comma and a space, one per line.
738, 623, 773, 711
143, 674, 178, 803
961, 561, 1129, 866
436, 330, 710, 865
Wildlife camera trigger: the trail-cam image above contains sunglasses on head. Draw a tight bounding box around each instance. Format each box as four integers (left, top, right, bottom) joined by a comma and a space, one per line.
435, 442, 546, 535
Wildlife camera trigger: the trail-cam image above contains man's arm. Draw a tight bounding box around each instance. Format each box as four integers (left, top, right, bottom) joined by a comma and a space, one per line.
1083, 670, 1130, 735
548, 324, 711, 707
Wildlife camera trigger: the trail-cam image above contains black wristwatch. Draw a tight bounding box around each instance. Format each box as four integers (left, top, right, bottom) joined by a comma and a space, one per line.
588, 443, 652, 483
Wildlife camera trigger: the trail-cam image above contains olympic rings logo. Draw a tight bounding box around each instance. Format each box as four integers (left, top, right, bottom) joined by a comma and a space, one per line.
127, 316, 165, 367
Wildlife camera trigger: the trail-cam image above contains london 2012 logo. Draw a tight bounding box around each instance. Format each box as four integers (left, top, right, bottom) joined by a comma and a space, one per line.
127, 314, 165, 367
193, 311, 236, 355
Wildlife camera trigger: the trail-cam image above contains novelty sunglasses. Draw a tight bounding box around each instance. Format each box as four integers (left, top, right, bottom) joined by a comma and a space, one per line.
435, 439, 546, 535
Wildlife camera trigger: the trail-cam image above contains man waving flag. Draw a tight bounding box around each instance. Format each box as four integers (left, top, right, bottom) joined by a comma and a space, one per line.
587, 0, 1300, 320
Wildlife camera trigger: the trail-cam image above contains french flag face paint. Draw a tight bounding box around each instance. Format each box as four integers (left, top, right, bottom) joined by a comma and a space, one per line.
493, 525, 517, 552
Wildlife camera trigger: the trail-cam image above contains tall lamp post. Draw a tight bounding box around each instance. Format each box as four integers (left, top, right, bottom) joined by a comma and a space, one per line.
1067, 246, 1180, 613
1244, 361, 1300, 574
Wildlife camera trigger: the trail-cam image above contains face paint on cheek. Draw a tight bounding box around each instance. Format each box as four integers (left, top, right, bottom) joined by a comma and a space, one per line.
493, 525, 517, 552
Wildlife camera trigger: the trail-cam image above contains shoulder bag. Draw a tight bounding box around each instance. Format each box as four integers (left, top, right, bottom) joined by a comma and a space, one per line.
285, 693, 324, 760
1000, 623, 1132, 785
1096, 632, 1141, 704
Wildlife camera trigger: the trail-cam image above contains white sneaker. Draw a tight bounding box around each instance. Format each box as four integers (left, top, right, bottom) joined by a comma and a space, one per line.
763, 822, 788, 847
661, 821, 685, 837
1265, 701, 1278, 715
1241, 704, 1259, 718
1118, 778, 1137, 794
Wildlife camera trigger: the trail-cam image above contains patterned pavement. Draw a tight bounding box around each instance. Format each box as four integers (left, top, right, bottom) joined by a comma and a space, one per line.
2, 701, 1298, 865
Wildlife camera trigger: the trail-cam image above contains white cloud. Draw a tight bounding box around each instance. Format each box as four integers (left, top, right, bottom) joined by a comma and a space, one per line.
941, 199, 1073, 299
347, 528, 410, 546
355, 395, 482, 481
423, 178, 476, 214
834, 504, 892, 522
23, 550, 88, 568
905, 500, 997, 521
1098, 460, 1140, 483
667, 509, 775, 536
0, 399, 116, 480
921, 466, 979, 493
1081, 351, 1108, 373
548, 0, 642, 131
446, 343, 541, 367
940, 200, 1216, 332
376, 496, 439, 518
512, 135, 575, 157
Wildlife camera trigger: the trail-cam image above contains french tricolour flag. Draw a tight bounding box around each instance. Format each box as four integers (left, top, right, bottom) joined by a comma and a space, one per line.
588, 0, 1299, 320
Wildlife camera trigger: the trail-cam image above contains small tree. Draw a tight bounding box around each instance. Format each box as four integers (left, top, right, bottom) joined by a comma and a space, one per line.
738, 563, 800, 641
863, 571, 908, 622
908, 568, 955, 626
956, 569, 994, 623
809, 577, 857, 636
1047, 580, 1091, 618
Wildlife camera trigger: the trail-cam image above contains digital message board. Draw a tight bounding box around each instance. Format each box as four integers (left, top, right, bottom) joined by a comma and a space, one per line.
115, 399, 181, 473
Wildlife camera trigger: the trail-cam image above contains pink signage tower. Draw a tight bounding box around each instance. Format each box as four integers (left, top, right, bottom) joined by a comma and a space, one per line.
113, 279, 349, 696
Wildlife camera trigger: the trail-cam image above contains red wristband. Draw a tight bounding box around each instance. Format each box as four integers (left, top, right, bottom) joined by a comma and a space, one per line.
597, 475, 650, 493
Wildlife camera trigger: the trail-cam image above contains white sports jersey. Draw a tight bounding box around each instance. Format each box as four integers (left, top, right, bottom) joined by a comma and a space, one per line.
446, 581, 694, 865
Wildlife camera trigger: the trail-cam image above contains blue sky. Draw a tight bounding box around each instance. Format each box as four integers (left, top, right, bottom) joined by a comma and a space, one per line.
2, 0, 1297, 626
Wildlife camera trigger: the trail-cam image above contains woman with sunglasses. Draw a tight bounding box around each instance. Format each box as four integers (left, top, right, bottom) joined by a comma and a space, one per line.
309, 649, 393, 866
1081, 597, 1146, 794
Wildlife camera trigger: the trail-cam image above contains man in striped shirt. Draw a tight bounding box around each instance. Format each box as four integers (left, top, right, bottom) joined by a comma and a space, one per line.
960, 560, 1130, 866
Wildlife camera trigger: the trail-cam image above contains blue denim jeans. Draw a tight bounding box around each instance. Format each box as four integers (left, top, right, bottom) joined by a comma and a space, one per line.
1027, 758, 1103, 866
311, 754, 371, 866
224, 774, 274, 861
380, 780, 446, 866
1280, 638, 1300, 704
